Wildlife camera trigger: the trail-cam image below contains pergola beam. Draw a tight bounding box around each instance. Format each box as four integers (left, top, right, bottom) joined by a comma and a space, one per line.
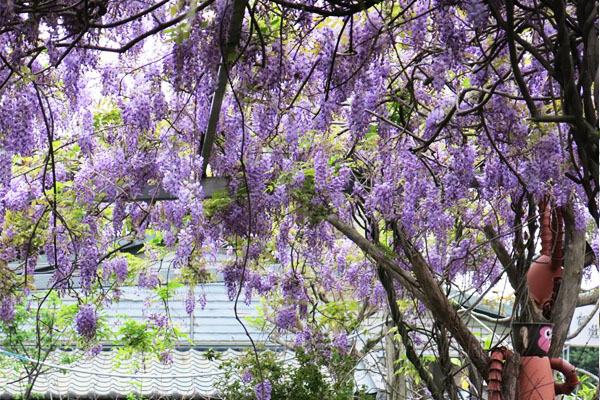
201, 0, 248, 175
100, 177, 229, 202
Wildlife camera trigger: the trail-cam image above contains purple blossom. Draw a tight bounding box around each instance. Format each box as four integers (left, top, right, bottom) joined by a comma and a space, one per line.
175, 227, 194, 267
424, 108, 446, 139
199, 293, 207, 310
122, 93, 153, 134
103, 257, 128, 282
78, 238, 99, 290
89, 344, 102, 358
282, 272, 304, 302
254, 380, 272, 400
276, 306, 296, 330
112, 258, 128, 281
0, 295, 16, 323
223, 263, 246, 301
159, 350, 174, 365
101, 66, 119, 96
0, 149, 12, 187
334, 331, 349, 356
138, 270, 159, 289
462, 0, 489, 29
148, 313, 169, 329
185, 290, 195, 315
3, 179, 30, 211
0, 84, 37, 156
45, 231, 75, 293
75, 305, 97, 339
242, 369, 253, 384
294, 328, 313, 347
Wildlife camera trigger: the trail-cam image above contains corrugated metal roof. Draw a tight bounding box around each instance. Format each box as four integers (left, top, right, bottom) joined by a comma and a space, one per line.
0, 348, 249, 399
0, 348, 381, 399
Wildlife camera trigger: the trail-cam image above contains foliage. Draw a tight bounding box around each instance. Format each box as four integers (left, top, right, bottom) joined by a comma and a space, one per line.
0, 291, 110, 353
569, 346, 600, 376
0, 291, 104, 395
215, 348, 371, 400
562, 375, 598, 400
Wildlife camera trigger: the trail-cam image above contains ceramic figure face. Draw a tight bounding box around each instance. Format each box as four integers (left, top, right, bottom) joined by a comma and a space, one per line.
538, 326, 552, 353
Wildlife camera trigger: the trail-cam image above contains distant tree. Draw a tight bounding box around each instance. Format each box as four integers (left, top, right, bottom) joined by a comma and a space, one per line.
569, 346, 600, 376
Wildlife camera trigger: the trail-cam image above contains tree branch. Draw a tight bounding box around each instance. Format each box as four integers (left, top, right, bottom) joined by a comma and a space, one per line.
391, 222, 491, 380
74, 0, 216, 53
265, 0, 382, 16
567, 300, 599, 340
327, 208, 491, 380
549, 203, 587, 357
323, 214, 423, 299
577, 288, 599, 307
378, 266, 444, 400
483, 225, 520, 292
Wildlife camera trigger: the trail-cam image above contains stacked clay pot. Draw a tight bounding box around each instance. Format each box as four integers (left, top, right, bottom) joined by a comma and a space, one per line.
512, 323, 578, 399
526, 203, 564, 314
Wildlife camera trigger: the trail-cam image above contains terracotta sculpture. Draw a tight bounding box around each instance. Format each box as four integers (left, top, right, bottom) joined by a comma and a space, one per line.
526, 202, 563, 318
513, 323, 579, 400
488, 347, 509, 400
488, 201, 579, 400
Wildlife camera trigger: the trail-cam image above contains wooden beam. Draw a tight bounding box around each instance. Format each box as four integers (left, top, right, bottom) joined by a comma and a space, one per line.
201, 0, 248, 175
100, 177, 229, 202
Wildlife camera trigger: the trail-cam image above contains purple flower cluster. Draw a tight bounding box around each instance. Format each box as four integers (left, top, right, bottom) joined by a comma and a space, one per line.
159, 350, 174, 365
0, 85, 37, 156
254, 380, 272, 400
334, 331, 349, 356
282, 273, 304, 302
276, 306, 296, 330
79, 238, 99, 290
242, 369, 253, 384
138, 270, 159, 289
0, 295, 16, 323
75, 305, 97, 339
88, 344, 102, 358
113, 258, 129, 281
194, 292, 206, 310
148, 313, 169, 329
2, 179, 30, 212
185, 290, 195, 315
103, 257, 128, 282
222, 263, 246, 301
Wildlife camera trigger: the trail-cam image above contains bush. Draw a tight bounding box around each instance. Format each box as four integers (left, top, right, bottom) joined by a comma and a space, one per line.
214, 348, 372, 400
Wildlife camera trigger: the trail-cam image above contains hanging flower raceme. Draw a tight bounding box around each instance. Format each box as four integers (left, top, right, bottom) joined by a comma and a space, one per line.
75, 305, 97, 339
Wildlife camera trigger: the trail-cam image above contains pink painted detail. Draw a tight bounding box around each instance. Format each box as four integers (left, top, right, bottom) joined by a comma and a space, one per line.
538, 326, 552, 353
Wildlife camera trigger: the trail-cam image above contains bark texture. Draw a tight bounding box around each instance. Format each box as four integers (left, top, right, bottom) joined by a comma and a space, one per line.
549, 204, 587, 357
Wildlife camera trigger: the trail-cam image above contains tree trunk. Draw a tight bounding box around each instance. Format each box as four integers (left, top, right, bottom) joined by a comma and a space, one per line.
385, 320, 407, 400
326, 215, 491, 381
467, 361, 484, 399
501, 352, 520, 400
549, 203, 587, 357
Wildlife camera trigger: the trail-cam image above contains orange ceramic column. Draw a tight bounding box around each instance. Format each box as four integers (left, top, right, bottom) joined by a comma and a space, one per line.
519, 356, 555, 400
